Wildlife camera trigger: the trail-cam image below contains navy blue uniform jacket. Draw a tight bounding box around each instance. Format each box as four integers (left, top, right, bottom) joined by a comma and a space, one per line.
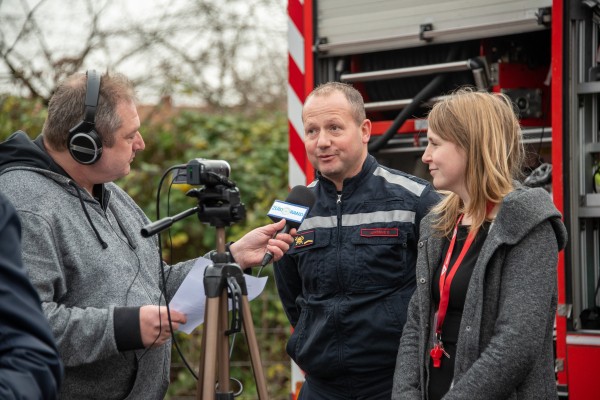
274, 155, 440, 385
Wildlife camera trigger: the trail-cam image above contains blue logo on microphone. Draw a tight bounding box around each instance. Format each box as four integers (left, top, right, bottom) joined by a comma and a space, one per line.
267, 200, 309, 224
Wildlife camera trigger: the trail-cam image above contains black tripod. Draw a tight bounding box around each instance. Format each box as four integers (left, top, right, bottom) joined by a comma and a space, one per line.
196, 226, 268, 400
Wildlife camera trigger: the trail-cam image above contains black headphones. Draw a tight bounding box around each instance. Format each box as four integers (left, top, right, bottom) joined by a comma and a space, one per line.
68, 70, 102, 164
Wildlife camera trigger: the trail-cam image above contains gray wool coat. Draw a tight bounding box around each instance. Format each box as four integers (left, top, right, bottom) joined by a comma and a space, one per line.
392, 185, 568, 400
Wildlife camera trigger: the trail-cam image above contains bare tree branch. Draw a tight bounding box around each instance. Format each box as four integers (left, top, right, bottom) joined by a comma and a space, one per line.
3, 0, 47, 57
0, 0, 287, 108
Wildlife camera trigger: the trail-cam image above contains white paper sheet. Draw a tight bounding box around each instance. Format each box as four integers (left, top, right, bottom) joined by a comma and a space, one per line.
169, 257, 268, 334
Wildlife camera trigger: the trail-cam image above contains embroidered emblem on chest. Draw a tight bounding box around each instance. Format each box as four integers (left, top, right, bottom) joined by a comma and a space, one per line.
360, 228, 399, 238
294, 230, 315, 248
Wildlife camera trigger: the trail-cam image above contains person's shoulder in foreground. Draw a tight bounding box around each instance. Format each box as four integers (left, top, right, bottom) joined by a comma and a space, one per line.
0, 190, 63, 399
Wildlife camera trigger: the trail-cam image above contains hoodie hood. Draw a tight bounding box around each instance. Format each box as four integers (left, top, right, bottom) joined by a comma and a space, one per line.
0, 131, 69, 176
0, 131, 109, 249
493, 184, 568, 251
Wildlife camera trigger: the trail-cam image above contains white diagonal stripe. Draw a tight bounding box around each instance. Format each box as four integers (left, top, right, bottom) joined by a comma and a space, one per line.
288, 84, 304, 141
288, 18, 304, 75
289, 152, 306, 187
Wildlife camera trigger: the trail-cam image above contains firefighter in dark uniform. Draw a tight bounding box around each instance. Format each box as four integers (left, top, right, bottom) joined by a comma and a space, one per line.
275, 82, 440, 399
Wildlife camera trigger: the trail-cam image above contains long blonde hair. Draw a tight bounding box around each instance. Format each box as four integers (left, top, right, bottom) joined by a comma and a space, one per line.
428, 88, 524, 236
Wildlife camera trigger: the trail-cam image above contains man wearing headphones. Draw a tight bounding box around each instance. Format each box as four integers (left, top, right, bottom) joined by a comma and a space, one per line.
0, 70, 294, 399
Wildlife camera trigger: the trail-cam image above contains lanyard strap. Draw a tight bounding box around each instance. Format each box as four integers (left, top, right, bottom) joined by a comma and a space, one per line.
435, 214, 476, 336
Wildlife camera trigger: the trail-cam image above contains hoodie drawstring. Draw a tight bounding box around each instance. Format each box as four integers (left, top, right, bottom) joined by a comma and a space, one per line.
69, 181, 108, 249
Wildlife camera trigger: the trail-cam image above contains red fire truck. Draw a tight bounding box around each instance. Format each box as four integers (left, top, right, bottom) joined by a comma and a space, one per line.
287, 0, 600, 398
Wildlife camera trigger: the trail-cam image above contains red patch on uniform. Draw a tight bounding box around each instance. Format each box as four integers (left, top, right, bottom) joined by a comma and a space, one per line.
360, 228, 399, 238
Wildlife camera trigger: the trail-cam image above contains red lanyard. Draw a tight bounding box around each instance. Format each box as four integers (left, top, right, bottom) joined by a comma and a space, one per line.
431, 214, 476, 367
436, 214, 476, 335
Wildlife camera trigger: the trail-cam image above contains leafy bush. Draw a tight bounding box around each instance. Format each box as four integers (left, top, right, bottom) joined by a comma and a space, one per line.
0, 95, 48, 137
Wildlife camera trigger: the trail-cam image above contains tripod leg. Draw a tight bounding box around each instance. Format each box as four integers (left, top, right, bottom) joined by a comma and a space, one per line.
196, 306, 207, 400
199, 296, 220, 400
217, 291, 230, 393
240, 295, 269, 399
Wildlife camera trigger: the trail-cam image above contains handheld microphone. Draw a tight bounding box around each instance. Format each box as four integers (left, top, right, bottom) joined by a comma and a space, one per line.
260, 185, 316, 267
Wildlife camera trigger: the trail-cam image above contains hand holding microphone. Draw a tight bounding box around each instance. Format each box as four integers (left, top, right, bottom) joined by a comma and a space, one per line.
228, 186, 315, 269
260, 185, 316, 267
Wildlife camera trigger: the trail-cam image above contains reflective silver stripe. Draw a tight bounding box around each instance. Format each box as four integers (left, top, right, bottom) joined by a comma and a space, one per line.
298, 215, 336, 231
298, 210, 415, 231
373, 167, 426, 196
344, 210, 415, 225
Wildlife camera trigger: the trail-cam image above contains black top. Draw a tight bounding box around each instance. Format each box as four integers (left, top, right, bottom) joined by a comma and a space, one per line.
428, 222, 490, 400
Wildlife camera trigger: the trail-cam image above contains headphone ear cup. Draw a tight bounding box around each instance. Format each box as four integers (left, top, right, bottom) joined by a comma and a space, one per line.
68, 126, 103, 165
68, 69, 102, 165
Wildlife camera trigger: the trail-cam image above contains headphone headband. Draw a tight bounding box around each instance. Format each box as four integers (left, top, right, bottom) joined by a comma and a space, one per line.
68, 69, 103, 165
83, 70, 101, 123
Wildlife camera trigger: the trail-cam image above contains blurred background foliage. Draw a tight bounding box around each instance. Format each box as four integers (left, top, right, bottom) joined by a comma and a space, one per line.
1, 94, 294, 399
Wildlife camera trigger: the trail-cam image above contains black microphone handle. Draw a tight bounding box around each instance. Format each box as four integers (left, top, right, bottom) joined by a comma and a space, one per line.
141, 218, 174, 238
260, 223, 293, 267
278, 223, 292, 235
141, 207, 199, 237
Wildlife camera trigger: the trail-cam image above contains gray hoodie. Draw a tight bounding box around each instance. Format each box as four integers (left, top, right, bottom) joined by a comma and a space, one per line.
0, 132, 195, 399
392, 185, 567, 400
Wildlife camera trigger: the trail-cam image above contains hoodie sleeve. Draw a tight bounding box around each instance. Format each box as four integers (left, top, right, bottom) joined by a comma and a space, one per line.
16, 210, 122, 367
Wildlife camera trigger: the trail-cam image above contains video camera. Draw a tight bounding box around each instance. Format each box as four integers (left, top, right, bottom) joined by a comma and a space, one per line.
173, 158, 232, 186
141, 158, 245, 237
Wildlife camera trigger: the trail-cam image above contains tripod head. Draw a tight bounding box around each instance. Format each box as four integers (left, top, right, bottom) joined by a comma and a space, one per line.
186, 184, 245, 229
141, 158, 246, 237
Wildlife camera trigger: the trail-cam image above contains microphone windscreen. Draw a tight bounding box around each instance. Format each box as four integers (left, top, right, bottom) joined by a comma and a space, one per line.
267, 185, 316, 228
260, 185, 315, 267
286, 185, 316, 209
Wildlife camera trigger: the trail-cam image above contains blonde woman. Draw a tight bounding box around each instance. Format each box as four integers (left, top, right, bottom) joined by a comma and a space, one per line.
392, 88, 567, 400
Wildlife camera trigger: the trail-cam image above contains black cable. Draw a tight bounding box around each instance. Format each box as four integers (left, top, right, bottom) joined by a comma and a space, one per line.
136, 313, 162, 363
104, 201, 160, 363
156, 165, 186, 220
68, 181, 108, 249
153, 164, 199, 380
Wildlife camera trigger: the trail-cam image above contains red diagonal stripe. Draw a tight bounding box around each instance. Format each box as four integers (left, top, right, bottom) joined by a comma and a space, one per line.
288, 0, 303, 34
288, 54, 304, 102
